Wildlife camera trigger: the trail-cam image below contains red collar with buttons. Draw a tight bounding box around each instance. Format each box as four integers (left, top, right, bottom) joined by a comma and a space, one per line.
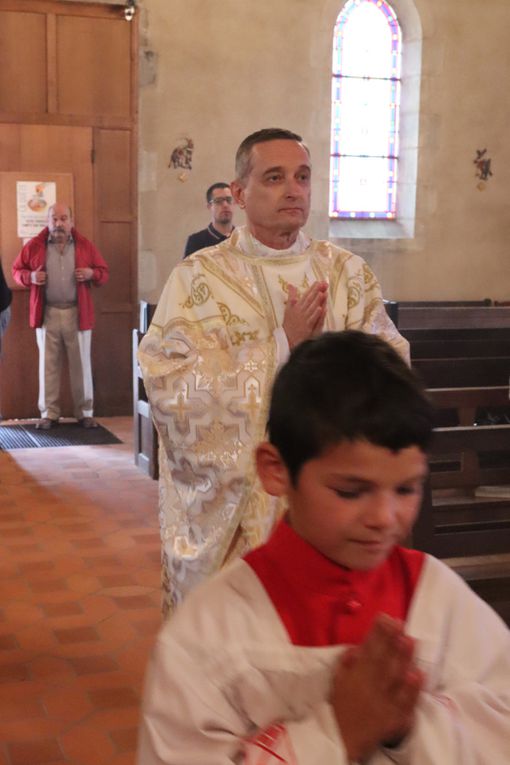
244, 519, 424, 646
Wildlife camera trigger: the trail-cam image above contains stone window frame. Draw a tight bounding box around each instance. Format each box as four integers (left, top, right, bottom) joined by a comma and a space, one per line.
328, 0, 422, 240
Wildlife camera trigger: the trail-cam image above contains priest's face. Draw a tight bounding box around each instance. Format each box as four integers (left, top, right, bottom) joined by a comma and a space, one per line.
232, 139, 311, 247
258, 439, 427, 570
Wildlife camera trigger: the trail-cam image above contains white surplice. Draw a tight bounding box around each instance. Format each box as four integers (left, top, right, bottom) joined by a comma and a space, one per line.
137, 553, 510, 765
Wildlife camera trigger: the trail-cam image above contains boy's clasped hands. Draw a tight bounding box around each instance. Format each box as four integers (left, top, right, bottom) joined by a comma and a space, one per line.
332, 613, 424, 763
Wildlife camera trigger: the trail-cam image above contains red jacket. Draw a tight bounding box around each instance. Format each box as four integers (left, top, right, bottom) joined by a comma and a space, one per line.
11, 227, 109, 330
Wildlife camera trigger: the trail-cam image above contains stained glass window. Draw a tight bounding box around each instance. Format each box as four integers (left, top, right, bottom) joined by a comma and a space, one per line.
330, 0, 402, 219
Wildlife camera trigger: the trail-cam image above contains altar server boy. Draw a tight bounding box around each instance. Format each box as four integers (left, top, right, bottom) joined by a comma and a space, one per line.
138, 330, 510, 765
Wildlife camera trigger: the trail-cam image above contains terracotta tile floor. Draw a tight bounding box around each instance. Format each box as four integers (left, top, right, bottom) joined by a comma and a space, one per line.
0, 417, 161, 765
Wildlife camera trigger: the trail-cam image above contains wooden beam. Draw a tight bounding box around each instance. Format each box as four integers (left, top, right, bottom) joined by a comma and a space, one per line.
432, 424, 510, 452
398, 306, 510, 330
0, 0, 123, 18
0, 111, 131, 130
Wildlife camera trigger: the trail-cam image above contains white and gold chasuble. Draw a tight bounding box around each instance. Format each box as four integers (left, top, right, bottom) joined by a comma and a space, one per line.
138, 227, 409, 613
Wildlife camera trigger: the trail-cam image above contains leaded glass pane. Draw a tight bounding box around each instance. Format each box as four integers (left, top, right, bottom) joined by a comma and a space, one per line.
334, 2, 398, 79
330, 156, 397, 218
330, 0, 402, 219
332, 77, 400, 157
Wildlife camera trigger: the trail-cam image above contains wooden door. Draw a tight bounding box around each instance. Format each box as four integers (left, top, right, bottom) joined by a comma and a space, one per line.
0, 0, 137, 419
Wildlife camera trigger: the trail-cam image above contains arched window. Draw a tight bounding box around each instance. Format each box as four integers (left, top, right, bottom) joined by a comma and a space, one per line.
330, 0, 402, 220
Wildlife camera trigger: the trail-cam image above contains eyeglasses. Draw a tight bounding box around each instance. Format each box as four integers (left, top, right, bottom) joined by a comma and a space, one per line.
209, 196, 233, 206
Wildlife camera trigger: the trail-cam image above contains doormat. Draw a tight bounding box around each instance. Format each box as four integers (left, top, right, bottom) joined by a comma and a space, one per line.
0, 423, 122, 450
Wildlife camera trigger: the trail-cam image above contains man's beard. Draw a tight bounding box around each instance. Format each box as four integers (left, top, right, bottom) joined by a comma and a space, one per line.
50, 228, 68, 241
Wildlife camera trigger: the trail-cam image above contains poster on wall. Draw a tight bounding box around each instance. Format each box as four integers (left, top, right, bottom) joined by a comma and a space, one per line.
16, 181, 57, 239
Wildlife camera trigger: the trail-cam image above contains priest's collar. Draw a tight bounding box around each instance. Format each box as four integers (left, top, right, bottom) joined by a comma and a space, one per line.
236, 225, 311, 258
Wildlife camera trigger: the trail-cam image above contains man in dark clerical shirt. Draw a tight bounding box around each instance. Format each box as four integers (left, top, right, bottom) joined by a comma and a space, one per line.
183, 182, 235, 258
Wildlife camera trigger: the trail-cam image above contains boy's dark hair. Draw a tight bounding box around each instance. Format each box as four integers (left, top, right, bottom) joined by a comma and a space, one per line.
235, 128, 309, 182
206, 182, 230, 204
268, 331, 434, 484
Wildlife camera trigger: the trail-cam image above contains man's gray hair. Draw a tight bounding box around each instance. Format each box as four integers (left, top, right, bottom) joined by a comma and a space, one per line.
234, 128, 309, 183
48, 203, 73, 220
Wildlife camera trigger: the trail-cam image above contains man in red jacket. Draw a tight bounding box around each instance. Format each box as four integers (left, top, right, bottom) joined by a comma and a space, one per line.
12, 203, 109, 429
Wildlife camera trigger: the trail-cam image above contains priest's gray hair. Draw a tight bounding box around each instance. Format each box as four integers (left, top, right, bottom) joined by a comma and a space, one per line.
234, 128, 309, 183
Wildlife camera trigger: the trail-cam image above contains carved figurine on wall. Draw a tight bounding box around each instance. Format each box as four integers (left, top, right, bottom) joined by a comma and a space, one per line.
473, 148, 493, 186
169, 138, 194, 171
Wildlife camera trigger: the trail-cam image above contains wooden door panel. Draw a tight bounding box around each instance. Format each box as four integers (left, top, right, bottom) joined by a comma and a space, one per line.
96, 222, 132, 305
18, 124, 95, 240
0, 0, 136, 420
0, 289, 77, 418
0, 10, 47, 113
0, 123, 21, 169
57, 15, 131, 118
0, 291, 39, 417
0, 123, 93, 276
95, 129, 131, 221
93, 311, 132, 416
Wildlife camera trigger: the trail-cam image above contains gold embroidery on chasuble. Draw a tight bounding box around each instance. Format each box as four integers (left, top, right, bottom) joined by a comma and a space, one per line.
347, 276, 363, 311
158, 386, 197, 439
363, 262, 378, 291
309, 250, 330, 284
202, 255, 266, 319
249, 253, 318, 337
181, 275, 212, 309
237, 349, 283, 551
278, 273, 311, 300
198, 254, 275, 349
195, 347, 239, 396
172, 457, 214, 498
239, 379, 261, 424
363, 296, 391, 333
325, 246, 349, 308
231, 330, 260, 346
249, 264, 279, 336
309, 250, 337, 331
218, 302, 248, 327
216, 302, 260, 346
204, 349, 275, 573
191, 420, 243, 470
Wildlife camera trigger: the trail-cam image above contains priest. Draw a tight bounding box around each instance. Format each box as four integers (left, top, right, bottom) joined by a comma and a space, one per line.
138, 127, 409, 615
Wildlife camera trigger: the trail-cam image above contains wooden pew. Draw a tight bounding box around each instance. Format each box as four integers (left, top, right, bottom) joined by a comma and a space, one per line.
389, 302, 510, 624
133, 302, 159, 479
398, 304, 510, 420
415, 422, 510, 625
425, 424, 510, 543
428, 386, 509, 427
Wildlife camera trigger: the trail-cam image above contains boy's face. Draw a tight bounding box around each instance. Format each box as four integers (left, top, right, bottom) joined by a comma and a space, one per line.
257, 439, 427, 570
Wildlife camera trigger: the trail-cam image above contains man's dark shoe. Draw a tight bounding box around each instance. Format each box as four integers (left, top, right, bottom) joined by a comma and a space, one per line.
80, 417, 98, 429
36, 418, 57, 430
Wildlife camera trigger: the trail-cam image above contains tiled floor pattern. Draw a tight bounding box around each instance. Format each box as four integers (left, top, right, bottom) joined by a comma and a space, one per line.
0, 418, 161, 765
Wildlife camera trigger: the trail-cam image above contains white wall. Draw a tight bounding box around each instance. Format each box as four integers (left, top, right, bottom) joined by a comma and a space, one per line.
138, 0, 510, 304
